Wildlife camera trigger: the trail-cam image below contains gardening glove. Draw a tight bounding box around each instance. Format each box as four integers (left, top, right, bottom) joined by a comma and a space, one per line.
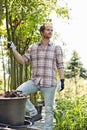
56, 79, 64, 92
7, 41, 16, 51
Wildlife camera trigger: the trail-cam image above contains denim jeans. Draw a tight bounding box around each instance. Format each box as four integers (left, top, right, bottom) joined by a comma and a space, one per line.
16, 80, 56, 130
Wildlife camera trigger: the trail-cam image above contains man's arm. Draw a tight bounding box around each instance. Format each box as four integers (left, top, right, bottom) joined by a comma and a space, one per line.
13, 50, 25, 64
58, 68, 64, 80
55, 45, 64, 91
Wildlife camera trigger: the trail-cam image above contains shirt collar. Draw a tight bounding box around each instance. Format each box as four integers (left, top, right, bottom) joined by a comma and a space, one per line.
38, 41, 52, 46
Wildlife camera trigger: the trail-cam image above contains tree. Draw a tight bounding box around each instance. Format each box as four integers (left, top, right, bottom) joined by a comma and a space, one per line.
0, 0, 4, 24
80, 67, 87, 79
65, 50, 87, 95
65, 51, 81, 78
65, 50, 87, 79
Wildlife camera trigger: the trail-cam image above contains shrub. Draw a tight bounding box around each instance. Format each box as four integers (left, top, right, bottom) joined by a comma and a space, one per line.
54, 95, 87, 130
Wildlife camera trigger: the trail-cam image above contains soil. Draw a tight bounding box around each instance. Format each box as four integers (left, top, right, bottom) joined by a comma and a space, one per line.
0, 90, 26, 98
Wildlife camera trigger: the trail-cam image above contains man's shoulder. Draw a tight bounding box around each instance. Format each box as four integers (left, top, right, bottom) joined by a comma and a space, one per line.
50, 42, 63, 54
50, 42, 61, 48
29, 42, 40, 48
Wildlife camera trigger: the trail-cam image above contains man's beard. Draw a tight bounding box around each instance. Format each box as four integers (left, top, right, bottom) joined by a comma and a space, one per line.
43, 35, 51, 39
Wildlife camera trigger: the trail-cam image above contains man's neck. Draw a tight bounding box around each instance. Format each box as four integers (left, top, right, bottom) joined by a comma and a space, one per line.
41, 39, 50, 46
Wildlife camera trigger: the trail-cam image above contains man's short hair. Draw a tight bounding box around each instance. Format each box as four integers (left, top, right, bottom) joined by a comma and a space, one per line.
39, 23, 46, 34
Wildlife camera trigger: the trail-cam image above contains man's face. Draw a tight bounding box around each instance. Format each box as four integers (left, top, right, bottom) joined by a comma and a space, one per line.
42, 24, 53, 39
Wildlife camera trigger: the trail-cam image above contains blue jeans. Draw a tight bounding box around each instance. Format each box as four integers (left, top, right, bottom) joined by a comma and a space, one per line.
16, 80, 56, 130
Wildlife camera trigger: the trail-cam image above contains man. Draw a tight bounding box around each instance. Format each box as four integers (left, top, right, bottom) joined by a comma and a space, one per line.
8, 23, 64, 130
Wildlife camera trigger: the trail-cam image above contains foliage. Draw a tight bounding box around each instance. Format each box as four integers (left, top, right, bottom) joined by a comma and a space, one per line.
54, 95, 87, 130
54, 77, 87, 129
0, 0, 4, 24
80, 67, 87, 79
65, 51, 81, 78
65, 51, 87, 79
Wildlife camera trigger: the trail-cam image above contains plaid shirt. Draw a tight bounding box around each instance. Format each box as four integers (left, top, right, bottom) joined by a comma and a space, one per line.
22, 42, 64, 87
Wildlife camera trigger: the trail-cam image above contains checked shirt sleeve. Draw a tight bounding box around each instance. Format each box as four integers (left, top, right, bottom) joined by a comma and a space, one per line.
55, 45, 64, 69
22, 45, 32, 63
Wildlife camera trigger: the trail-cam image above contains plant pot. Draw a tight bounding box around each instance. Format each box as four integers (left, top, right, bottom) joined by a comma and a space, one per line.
0, 128, 16, 130
0, 97, 27, 125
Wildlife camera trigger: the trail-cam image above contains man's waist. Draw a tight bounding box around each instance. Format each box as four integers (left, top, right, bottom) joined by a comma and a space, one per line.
31, 76, 56, 87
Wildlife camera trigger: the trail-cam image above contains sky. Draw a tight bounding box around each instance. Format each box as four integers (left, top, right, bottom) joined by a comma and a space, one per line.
51, 0, 87, 68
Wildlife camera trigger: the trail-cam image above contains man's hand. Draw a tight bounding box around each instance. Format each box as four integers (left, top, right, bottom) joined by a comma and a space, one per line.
8, 41, 16, 51
56, 79, 64, 92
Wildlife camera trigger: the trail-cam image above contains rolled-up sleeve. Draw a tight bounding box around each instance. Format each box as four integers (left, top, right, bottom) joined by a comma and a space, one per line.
55, 45, 64, 68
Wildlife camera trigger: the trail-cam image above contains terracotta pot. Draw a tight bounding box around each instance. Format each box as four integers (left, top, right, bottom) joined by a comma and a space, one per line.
0, 97, 27, 125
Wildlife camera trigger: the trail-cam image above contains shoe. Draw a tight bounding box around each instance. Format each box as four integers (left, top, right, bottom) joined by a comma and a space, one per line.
25, 114, 42, 125
35, 105, 42, 114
